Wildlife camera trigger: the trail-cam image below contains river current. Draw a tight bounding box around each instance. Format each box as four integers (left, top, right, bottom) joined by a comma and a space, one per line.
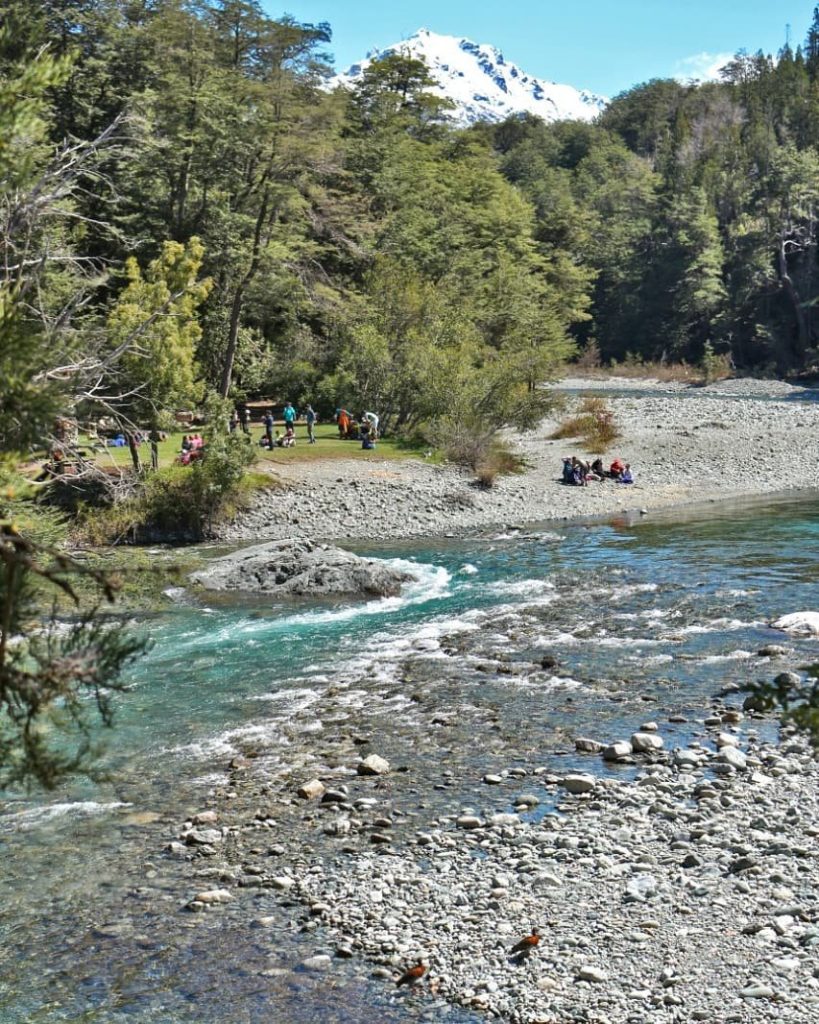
2, 494, 819, 1023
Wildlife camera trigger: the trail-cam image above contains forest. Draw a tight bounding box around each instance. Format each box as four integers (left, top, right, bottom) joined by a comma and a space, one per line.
4, 0, 819, 451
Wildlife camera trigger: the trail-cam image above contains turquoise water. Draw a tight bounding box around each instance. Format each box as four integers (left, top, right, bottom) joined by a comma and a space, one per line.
3, 494, 819, 1022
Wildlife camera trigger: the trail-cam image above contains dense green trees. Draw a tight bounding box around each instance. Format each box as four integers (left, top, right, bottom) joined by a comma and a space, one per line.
6, 0, 819, 437
2, 1, 588, 436
7, 1, 819, 414
11, 0, 819, 418
0, 43, 146, 787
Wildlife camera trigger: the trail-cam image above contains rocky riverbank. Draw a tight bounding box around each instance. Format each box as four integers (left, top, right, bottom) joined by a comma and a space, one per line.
221, 377, 819, 545
170, 683, 819, 1024
293, 729, 819, 1024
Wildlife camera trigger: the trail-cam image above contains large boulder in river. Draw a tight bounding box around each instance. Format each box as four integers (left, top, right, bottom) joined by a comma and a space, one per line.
191, 539, 415, 598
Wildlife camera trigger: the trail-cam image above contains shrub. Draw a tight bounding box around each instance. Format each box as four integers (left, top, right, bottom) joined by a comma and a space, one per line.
487, 445, 525, 475
700, 341, 733, 384
575, 339, 602, 370
551, 395, 620, 452
441, 424, 496, 470
744, 668, 819, 746
474, 444, 525, 488
605, 357, 698, 382
76, 430, 265, 543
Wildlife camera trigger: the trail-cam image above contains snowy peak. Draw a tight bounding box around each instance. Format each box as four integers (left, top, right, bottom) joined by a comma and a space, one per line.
334, 29, 608, 126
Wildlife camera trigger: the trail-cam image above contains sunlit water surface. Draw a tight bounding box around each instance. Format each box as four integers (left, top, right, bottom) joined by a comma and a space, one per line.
3, 494, 819, 1022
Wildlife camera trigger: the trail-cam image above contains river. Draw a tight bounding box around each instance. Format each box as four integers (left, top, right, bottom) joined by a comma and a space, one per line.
2, 493, 819, 1022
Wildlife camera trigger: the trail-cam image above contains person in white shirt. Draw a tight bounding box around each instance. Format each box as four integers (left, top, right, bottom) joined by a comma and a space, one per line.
362, 411, 379, 439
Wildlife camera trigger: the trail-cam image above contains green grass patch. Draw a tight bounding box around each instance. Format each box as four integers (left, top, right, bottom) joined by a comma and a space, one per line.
253, 422, 427, 464
76, 423, 427, 471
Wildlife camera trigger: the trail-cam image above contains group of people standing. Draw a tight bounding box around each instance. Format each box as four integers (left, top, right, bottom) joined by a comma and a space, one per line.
230, 402, 318, 447
227, 402, 380, 451
562, 455, 634, 486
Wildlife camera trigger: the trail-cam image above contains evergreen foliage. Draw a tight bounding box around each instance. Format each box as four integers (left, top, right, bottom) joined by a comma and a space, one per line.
6, 1, 819, 400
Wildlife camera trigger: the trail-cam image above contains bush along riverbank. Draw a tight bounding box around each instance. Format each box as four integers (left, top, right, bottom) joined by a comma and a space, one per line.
166, 686, 819, 1024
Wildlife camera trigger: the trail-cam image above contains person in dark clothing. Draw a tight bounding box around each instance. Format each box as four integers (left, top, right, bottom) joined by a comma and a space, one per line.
239, 406, 251, 434
263, 410, 274, 447
304, 404, 317, 444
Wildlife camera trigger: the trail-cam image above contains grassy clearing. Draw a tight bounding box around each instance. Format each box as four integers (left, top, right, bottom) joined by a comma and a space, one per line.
78, 422, 425, 471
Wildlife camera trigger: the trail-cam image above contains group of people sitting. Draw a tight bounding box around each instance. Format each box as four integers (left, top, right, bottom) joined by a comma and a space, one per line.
562, 455, 634, 486
178, 433, 205, 465
335, 408, 378, 449
260, 426, 296, 449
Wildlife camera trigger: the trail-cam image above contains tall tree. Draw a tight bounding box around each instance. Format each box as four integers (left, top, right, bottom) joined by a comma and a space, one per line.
110, 238, 212, 427
0, 43, 145, 788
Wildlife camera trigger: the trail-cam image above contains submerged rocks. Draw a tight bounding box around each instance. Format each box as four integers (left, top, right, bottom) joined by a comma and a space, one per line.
357, 754, 390, 776
191, 888, 233, 905
757, 643, 788, 657
190, 538, 415, 598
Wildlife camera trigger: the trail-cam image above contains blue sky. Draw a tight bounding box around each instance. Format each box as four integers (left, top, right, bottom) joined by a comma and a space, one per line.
267, 0, 819, 96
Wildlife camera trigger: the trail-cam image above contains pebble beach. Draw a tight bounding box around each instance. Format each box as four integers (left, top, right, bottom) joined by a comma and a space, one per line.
179, 684, 819, 1024
223, 377, 819, 545
195, 378, 819, 1023
7, 377, 819, 1024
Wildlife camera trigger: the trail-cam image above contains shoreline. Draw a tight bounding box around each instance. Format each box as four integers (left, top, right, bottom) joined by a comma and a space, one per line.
220, 377, 819, 547
285, 723, 819, 1024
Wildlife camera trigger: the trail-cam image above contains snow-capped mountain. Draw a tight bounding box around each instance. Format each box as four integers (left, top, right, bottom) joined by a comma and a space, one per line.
333, 28, 608, 126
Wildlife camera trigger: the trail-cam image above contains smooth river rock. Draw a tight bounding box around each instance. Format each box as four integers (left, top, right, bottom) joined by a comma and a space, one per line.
357, 754, 390, 776
561, 774, 596, 795
631, 731, 664, 753
298, 779, 326, 800
190, 538, 415, 598
603, 741, 633, 761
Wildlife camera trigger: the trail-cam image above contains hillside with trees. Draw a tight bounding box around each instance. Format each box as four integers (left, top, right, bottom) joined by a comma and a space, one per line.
5, 1, 819, 440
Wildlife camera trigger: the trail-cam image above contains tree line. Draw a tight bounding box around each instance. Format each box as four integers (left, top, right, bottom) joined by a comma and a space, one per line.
6, 2, 819, 442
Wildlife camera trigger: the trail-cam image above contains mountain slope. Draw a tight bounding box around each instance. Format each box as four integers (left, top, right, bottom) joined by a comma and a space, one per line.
333, 28, 608, 126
